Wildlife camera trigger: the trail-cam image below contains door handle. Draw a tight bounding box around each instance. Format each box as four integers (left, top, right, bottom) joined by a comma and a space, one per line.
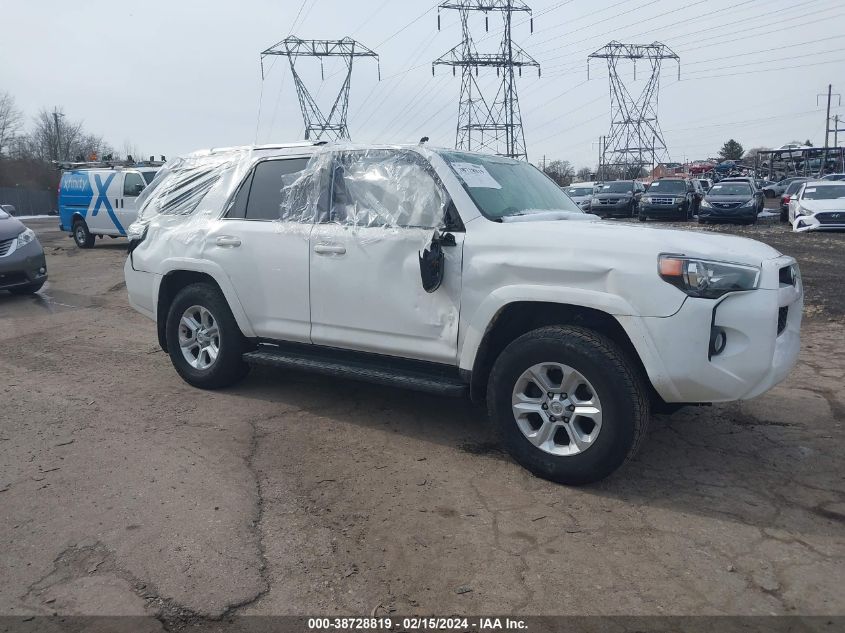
216, 235, 242, 248
314, 243, 346, 255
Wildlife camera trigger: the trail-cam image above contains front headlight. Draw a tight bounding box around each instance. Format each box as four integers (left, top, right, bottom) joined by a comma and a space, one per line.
16, 228, 36, 248
741, 198, 756, 208
797, 205, 811, 216
700, 199, 713, 209
658, 254, 760, 299
643, 196, 653, 203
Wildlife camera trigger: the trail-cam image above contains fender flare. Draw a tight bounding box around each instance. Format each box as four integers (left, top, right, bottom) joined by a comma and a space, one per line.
156, 258, 257, 338
457, 284, 638, 372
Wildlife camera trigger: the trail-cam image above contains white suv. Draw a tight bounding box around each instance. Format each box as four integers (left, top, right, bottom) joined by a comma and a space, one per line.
124, 142, 803, 484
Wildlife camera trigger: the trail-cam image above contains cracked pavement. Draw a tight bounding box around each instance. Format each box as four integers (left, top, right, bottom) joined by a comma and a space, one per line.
0, 218, 843, 624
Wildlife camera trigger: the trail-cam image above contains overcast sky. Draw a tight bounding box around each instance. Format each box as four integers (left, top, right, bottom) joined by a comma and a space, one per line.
2, 0, 843, 169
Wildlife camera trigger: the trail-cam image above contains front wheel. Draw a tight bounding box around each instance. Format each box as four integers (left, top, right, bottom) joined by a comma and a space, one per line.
487, 325, 649, 485
72, 220, 95, 249
165, 283, 250, 389
638, 212, 647, 222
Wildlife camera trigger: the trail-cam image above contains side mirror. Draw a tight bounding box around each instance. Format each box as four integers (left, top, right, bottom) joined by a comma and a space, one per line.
419, 231, 446, 293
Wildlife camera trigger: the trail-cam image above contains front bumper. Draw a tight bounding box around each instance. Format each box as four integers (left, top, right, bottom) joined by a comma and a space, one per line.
0, 239, 48, 290
698, 205, 756, 222
640, 202, 686, 218
618, 255, 802, 403
593, 199, 635, 216
793, 212, 845, 232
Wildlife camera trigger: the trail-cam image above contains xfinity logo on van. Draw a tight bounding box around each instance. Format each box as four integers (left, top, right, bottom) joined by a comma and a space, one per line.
63, 173, 91, 192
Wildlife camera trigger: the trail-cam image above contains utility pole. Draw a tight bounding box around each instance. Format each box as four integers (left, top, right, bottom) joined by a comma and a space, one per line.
588, 42, 680, 179
817, 84, 841, 148
434, 0, 540, 160
52, 108, 63, 161
260, 37, 379, 141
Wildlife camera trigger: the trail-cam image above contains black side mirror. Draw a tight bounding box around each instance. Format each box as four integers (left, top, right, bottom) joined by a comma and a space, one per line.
419, 231, 446, 293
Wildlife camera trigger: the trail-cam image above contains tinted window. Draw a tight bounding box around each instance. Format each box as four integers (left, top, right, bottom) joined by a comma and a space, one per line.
566, 187, 593, 196
802, 184, 845, 200
648, 180, 686, 193
123, 172, 146, 197
708, 183, 752, 196
244, 158, 310, 221
141, 171, 157, 184
784, 180, 808, 195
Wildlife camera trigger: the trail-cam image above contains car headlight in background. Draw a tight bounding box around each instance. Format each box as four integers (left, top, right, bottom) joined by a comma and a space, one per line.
741, 198, 756, 208
700, 199, 713, 208
16, 228, 36, 248
126, 221, 149, 253
797, 206, 811, 216
658, 254, 760, 299
643, 196, 652, 203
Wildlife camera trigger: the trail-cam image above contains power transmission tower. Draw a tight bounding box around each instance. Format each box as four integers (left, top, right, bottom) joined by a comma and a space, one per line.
433, 1, 540, 160
588, 41, 679, 179
261, 36, 379, 141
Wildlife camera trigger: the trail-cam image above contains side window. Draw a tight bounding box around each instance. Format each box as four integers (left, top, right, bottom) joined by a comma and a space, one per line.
330, 151, 446, 229
242, 158, 310, 221
123, 172, 146, 197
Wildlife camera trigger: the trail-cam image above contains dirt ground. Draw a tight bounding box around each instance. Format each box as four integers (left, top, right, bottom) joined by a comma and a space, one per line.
1, 216, 843, 626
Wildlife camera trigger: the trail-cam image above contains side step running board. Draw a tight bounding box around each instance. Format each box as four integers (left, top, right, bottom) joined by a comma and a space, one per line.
243, 345, 468, 397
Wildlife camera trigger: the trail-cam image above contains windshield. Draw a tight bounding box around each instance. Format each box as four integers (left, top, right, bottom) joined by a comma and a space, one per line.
566, 187, 593, 196
707, 183, 751, 196
600, 181, 634, 193
0, 209, 8, 220
802, 184, 845, 200
648, 180, 686, 193
439, 151, 582, 219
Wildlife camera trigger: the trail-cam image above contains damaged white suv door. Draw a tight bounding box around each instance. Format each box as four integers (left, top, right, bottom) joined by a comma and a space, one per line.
309, 150, 464, 364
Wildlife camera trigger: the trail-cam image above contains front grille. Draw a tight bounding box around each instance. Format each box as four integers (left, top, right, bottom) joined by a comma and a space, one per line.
0, 238, 13, 257
815, 212, 845, 225
777, 307, 789, 335
713, 202, 740, 210
650, 197, 676, 205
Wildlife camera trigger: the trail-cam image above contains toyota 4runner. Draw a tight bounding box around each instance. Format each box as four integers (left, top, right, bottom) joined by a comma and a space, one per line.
124, 142, 803, 484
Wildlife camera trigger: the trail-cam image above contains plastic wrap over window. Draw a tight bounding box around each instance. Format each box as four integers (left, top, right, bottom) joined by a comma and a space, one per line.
329, 149, 448, 230
137, 148, 254, 222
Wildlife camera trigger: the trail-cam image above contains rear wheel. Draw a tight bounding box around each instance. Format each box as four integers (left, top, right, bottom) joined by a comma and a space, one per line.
487, 325, 649, 485
165, 283, 250, 389
72, 219, 95, 249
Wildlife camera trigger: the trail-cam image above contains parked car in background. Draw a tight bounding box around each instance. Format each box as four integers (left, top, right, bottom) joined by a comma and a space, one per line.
563, 182, 598, 211
789, 181, 845, 231
773, 143, 811, 158
821, 173, 845, 181
762, 177, 805, 198
1, 204, 17, 216
58, 166, 158, 248
698, 181, 762, 225
591, 180, 644, 217
123, 142, 803, 485
0, 208, 48, 294
779, 178, 811, 222
639, 178, 696, 221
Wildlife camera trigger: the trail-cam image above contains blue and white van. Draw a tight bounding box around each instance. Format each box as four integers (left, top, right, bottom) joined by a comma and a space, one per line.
58, 166, 159, 248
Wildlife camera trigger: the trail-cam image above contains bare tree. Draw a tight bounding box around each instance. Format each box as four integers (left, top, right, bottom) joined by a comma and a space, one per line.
542, 159, 575, 186
576, 166, 593, 181
0, 92, 24, 158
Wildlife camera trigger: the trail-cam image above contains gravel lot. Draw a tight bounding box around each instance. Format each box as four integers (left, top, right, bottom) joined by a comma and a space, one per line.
1, 216, 843, 626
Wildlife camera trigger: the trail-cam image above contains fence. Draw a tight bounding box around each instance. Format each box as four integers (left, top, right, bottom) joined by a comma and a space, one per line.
0, 186, 56, 216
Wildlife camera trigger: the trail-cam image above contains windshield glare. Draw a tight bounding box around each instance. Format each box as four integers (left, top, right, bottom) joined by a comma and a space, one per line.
785, 180, 808, 194
439, 151, 582, 219
648, 180, 685, 193
802, 184, 845, 200
566, 187, 593, 196
707, 183, 752, 196
601, 181, 634, 193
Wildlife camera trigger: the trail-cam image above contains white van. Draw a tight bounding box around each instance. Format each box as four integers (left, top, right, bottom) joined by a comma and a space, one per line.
58, 166, 159, 248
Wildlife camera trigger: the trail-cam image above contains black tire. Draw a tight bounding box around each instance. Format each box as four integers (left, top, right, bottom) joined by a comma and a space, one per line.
638, 212, 647, 222
487, 325, 650, 485
165, 282, 250, 389
698, 217, 708, 224
8, 280, 45, 295
780, 209, 788, 223
72, 219, 95, 249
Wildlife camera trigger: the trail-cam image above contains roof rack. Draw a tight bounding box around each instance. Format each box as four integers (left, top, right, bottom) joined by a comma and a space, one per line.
53, 155, 167, 171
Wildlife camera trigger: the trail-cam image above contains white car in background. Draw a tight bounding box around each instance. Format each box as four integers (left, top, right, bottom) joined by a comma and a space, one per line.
789, 181, 845, 231
773, 143, 811, 158
563, 182, 599, 211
